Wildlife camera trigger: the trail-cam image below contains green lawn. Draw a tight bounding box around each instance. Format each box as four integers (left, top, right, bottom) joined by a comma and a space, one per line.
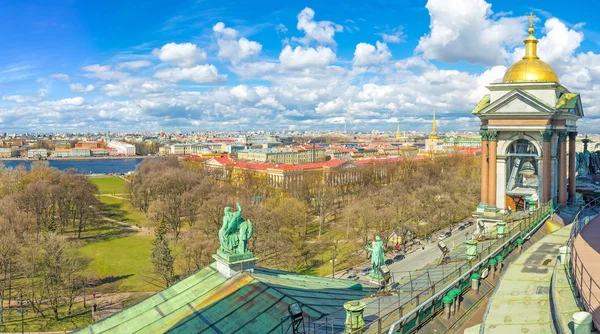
99, 196, 153, 227
80, 235, 160, 292
0, 302, 91, 332
89, 177, 128, 195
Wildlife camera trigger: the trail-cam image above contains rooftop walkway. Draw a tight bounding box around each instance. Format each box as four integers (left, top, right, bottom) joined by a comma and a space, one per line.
479, 224, 572, 333
572, 211, 600, 329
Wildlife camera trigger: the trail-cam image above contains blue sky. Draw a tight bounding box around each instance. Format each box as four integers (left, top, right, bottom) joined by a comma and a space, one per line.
1, 0, 599, 133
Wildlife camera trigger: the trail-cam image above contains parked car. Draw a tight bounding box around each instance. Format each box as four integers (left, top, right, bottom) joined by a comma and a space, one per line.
389, 282, 400, 290
393, 254, 405, 262
360, 267, 372, 276
444, 231, 452, 238
458, 225, 466, 231
438, 234, 447, 240
385, 259, 394, 265
346, 274, 358, 280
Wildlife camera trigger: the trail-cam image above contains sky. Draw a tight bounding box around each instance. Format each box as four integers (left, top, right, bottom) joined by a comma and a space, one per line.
1, 0, 599, 133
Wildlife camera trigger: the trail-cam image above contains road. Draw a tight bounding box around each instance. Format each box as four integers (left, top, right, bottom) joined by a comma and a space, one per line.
340, 223, 478, 283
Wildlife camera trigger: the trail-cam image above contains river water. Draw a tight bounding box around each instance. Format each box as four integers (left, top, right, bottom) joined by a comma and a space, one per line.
0, 158, 148, 174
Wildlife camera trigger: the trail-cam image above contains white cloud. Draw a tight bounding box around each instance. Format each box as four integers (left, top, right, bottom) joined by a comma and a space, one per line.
41, 97, 85, 107
510, 18, 584, 64
2, 95, 42, 103
416, 0, 524, 65
275, 24, 288, 34
256, 97, 285, 110
279, 45, 336, 69
315, 97, 345, 114
216, 38, 262, 64
230, 85, 259, 102
152, 43, 207, 67
296, 7, 343, 45
83, 64, 128, 81
154, 65, 227, 83
379, 26, 405, 44
50, 73, 70, 82
69, 83, 95, 94
230, 62, 278, 79
353, 41, 392, 66
117, 60, 152, 70
213, 22, 238, 39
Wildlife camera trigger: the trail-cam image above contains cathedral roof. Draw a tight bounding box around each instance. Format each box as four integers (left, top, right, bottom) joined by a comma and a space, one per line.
75, 263, 374, 333
502, 14, 559, 84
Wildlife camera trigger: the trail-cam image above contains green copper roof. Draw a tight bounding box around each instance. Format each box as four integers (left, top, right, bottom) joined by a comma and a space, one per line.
472, 94, 490, 114
556, 93, 579, 110
75, 264, 374, 334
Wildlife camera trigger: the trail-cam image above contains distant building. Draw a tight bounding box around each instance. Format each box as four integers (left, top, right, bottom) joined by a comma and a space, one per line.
108, 141, 136, 156
75, 141, 104, 149
27, 149, 48, 159
237, 148, 326, 164
72, 148, 91, 157
52, 149, 72, 158
0, 147, 15, 158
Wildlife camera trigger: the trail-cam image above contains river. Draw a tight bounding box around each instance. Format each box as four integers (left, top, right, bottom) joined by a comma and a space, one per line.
0, 158, 149, 174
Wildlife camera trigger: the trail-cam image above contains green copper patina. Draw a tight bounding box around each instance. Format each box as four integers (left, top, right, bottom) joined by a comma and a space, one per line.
365, 236, 385, 280
218, 203, 254, 258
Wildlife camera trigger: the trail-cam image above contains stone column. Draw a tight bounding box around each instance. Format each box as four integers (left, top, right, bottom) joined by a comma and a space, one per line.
487, 131, 498, 210
558, 131, 568, 208
569, 132, 577, 203
542, 131, 553, 203
479, 131, 489, 207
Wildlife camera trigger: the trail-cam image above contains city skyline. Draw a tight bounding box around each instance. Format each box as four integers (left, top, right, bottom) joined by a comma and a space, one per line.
1, 0, 600, 133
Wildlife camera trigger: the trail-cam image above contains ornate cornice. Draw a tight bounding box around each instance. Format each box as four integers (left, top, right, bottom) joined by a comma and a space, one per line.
541, 130, 553, 142
558, 131, 568, 142
479, 130, 499, 141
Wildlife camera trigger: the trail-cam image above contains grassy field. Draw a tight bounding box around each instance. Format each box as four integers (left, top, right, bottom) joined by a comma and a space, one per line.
99, 196, 153, 228
0, 302, 91, 332
80, 235, 159, 292
89, 177, 128, 195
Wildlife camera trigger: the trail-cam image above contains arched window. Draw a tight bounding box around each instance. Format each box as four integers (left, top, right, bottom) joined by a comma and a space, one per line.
506, 139, 539, 195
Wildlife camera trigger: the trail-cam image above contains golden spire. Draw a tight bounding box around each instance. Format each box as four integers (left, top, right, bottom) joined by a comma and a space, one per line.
524, 12, 539, 60
432, 108, 437, 133
502, 12, 559, 83
396, 120, 401, 141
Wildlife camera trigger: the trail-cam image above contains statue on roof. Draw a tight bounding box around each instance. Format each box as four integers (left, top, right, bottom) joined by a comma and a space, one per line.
219, 203, 254, 254
365, 236, 385, 280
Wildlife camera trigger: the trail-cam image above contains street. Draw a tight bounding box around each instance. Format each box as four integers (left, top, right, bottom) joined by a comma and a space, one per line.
340, 223, 478, 284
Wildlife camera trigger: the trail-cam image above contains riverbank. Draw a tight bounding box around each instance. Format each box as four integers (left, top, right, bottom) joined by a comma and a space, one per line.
0, 155, 156, 161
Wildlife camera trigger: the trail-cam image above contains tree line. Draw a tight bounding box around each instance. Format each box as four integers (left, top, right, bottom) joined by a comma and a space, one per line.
0, 163, 98, 324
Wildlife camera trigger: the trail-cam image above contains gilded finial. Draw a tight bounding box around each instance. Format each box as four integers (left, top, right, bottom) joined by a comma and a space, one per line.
527, 12, 535, 35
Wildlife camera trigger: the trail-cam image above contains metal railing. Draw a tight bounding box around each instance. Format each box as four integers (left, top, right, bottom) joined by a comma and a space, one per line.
567, 197, 600, 331
356, 201, 554, 334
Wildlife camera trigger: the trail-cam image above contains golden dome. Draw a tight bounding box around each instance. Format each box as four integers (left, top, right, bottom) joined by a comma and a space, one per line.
502, 13, 559, 84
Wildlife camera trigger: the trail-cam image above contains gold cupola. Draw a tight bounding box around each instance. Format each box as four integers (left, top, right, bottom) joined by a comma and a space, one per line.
502, 13, 560, 84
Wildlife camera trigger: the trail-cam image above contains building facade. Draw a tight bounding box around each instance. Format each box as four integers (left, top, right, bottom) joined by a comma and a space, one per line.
108, 141, 136, 156
237, 148, 326, 164
473, 18, 582, 214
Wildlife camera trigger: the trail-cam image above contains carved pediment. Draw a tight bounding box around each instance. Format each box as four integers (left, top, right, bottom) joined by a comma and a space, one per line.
477, 89, 555, 116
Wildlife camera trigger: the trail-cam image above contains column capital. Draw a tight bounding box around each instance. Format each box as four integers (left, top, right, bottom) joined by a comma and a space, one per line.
541, 130, 553, 142
479, 130, 489, 140
487, 131, 498, 141
569, 131, 578, 139
558, 131, 568, 142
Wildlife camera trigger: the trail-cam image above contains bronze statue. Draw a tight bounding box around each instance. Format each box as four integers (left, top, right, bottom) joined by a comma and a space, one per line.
219, 203, 254, 254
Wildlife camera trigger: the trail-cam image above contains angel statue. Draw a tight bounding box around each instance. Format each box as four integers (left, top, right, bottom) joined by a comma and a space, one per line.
218, 203, 254, 254
365, 236, 385, 279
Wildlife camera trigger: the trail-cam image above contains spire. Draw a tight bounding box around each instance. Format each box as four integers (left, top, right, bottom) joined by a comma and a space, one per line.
524, 12, 539, 60
396, 120, 401, 141
432, 108, 437, 133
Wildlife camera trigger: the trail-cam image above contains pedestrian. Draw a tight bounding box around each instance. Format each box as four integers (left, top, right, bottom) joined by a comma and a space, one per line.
422, 246, 425, 251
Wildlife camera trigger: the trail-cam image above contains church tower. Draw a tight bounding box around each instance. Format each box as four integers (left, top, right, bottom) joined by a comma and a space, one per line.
473, 13, 583, 216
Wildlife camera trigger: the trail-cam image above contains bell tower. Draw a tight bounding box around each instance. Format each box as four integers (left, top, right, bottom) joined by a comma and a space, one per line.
473, 14, 583, 216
